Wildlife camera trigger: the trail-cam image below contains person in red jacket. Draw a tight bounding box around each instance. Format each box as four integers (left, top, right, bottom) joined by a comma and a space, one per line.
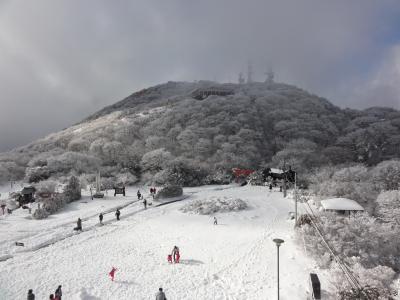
109, 267, 117, 281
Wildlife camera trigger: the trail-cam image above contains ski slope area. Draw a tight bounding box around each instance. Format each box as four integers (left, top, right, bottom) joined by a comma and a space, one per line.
0, 185, 320, 299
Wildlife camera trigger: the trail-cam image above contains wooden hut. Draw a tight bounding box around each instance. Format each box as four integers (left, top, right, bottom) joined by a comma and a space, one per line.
18, 186, 36, 206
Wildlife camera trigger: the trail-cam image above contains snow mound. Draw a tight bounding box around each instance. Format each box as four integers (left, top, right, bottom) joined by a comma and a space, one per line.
180, 196, 247, 215
79, 288, 101, 300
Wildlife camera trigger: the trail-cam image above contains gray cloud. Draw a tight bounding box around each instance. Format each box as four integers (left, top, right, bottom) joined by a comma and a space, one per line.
0, 0, 400, 151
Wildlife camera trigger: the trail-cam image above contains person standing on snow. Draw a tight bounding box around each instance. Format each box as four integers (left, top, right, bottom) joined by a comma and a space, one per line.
156, 287, 167, 300
137, 190, 141, 200
213, 216, 218, 225
109, 267, 117, 281
27, 289, 35, 300
143, 198, 147, 209
171, 246, 179, 262
115, 209, 121, 221
99, 213, 103, 225
55, 285, 62, 300
74, 218, 82, 231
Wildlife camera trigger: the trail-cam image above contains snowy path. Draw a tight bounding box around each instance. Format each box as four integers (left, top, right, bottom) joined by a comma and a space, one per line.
0, 185, 317, 299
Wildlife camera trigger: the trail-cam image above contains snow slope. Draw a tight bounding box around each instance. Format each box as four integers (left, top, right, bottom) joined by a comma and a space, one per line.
0, 185, 320, 299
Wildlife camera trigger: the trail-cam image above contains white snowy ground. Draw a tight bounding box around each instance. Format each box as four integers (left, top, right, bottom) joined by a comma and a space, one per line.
0, 185, 326, 299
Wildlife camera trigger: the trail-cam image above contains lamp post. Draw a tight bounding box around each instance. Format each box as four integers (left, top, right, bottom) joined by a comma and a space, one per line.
273, 238, 284, 300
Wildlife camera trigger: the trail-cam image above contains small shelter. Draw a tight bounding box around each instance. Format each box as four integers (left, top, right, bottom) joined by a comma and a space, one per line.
19, 186, 36, 205
192, 87, 234, 100
320, 198, 364, 215
114, 185, 126, 196
262, 167, 296, 183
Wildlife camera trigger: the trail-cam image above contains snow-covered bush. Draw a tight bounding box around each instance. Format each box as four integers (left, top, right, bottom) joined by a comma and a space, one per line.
204, 169, 232, 185
32, 207, 49, 219
25, 166, 50, 183
63, 176, 81, 203
180, 196, 247, 214
155, 158, 207, 186
116, 171, 138, 185
247, 170, 264, 186
155, 185, 183, 199
35, 179, 58, 195
332, 263, 397, 300
41, 193, 66, 214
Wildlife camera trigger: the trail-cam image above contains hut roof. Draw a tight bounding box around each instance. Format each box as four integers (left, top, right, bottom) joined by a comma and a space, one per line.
321, 198, 364, 211
21, 186, 36, 195
270, 168, 284, 174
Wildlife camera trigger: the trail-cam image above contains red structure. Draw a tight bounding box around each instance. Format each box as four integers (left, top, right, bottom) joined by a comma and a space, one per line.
232, 168, 254, 182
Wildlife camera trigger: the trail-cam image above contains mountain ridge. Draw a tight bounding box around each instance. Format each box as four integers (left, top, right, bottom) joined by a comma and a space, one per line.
1, 80, 399, 186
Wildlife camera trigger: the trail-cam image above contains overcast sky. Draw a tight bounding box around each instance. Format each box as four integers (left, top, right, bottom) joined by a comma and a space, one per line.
1, 0, 400, 151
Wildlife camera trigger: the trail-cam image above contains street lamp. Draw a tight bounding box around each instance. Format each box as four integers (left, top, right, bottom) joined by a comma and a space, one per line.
273, 238, 285, 300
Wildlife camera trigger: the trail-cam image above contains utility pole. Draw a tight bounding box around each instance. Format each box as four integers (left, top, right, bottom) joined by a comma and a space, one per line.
283, 176, 287, 198
247, 61, 253, 84
282, 165, 287, 198
294, 172, 297, 225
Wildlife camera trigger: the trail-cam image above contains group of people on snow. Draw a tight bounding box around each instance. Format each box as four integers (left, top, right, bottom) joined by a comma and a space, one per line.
168, 245, 180, 263
73, 208, 123, 230
137, 189, 150, 209
67, 187, 204, 299
98, 209, 121, 225
150, 187, 157, 198
27, 285, 62, 300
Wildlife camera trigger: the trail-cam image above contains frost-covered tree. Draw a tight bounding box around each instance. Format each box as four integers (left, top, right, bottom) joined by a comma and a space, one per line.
63, 176, 81, 203
310, 165, 377, 212
25, 166, 50, 183
89, 138, 109, 158
67, 138, 90, 152
47, 152, 100, 175
370, 160, 400, 191
375, 191, 400, 225
141, 148, 173, 173
299, 212, 400, 276
103, 141, 124, 164
155, 157, 207, 186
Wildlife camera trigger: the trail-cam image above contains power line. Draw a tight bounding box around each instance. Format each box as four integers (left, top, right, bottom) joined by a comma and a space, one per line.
301, 201, 363, 291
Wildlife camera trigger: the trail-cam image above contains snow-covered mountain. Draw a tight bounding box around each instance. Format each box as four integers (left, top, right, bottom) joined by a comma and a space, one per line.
1, 80, 400, 185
